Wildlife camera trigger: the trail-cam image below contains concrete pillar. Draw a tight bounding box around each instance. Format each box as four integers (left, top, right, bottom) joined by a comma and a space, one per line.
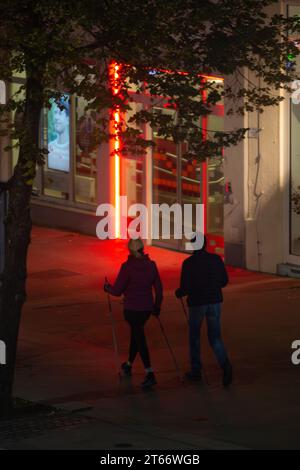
245, 71, 283, 274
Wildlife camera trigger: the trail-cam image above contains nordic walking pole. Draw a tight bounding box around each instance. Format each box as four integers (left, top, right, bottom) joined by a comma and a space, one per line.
180, 298, 189, 325
105, 277, 121, 381
156, 317, 183, 384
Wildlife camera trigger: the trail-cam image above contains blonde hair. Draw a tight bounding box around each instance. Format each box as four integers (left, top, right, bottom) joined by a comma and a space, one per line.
128, 238, 144, 258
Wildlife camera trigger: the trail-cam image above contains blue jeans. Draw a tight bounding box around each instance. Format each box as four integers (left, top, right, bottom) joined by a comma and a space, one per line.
189, 303, 228, 372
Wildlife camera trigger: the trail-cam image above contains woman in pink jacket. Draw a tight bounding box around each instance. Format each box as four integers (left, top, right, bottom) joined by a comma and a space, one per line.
104, 239, 163, 388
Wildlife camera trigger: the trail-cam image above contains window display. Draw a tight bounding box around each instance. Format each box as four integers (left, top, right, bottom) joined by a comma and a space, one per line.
38, 93, 98, 204
47, 96, 70, 173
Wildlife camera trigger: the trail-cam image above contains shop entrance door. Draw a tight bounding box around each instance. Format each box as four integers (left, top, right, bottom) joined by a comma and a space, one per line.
152, 130, 204, 251
152, 110, 224, 254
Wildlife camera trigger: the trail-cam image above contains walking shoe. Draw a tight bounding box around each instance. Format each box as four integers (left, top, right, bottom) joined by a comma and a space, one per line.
222, 360, 233, 387
142, 372, 157, 388
184, 371, 202, 382
121, 362, 132, 377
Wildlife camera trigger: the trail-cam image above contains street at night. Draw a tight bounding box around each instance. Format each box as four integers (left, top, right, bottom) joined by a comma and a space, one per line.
2, 0, 300, 458
2, 226, 297, 450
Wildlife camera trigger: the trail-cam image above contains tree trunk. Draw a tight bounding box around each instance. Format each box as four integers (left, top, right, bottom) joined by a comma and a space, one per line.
0, 75, 43, 416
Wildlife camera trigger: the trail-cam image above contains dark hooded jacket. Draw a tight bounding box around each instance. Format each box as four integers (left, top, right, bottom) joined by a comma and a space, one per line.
177, 250, 228, 306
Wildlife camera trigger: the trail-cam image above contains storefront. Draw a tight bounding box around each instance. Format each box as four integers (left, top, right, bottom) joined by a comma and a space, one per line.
120, 75, 225, 254
3, 69, 225, 255
5, 72, 102, 234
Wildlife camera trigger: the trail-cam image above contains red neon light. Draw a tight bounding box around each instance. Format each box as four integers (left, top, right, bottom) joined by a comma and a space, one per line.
109, 62, 122, 238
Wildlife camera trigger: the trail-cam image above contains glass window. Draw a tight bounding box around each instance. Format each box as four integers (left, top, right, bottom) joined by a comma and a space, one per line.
205, 79, 224, 239
181, 147, 203, 247
121, 102, 144, 206
121, 158, 144, 206
151, 96, 224, 251
47, 96, 71, 173
39, 94, 99, 204
42, 96, 71, 200
75, 96, 98, 204
152, 108, 179, 247
153, 135, 178, 207
207, 157, 224, 236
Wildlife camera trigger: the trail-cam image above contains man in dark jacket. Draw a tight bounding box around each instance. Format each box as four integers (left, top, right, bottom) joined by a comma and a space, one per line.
175, 235, 232, 387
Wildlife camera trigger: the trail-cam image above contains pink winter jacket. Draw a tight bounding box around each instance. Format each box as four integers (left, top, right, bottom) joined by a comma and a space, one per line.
106, 254, 163, 312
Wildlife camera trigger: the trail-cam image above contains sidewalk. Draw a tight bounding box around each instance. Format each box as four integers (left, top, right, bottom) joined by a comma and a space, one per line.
3, 226, 300, 449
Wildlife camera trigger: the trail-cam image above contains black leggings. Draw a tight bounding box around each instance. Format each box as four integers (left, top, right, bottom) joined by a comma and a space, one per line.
124, 310, 152, 369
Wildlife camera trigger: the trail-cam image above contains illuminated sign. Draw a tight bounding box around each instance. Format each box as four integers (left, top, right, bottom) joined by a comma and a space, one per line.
48, 96, 70, 172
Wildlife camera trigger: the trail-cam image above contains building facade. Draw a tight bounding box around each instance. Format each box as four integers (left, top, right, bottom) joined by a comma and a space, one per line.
1, 1, 300, 277
223, 0, 300, 276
